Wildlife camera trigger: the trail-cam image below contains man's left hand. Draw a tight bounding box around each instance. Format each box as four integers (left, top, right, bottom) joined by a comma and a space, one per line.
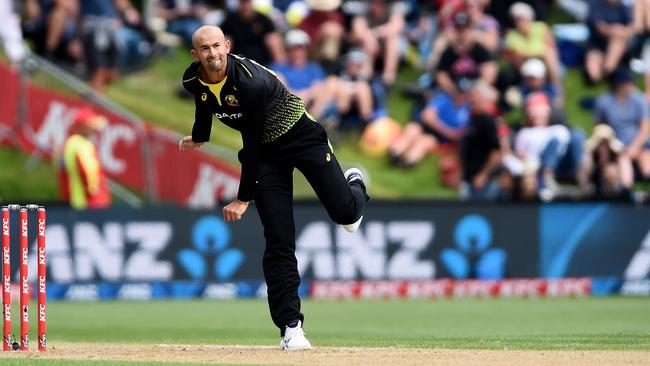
223, 199, 250, 222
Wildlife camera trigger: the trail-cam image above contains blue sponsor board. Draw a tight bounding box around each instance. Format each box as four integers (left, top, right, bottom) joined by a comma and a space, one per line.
11, 202, 650, 299
540, 204, 650, 280
46, 281, 310, 301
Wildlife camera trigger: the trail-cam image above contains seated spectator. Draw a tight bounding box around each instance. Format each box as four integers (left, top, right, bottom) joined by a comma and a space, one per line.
335, 48, 375, 130
578, 124, 629, 200
156, 0, 209, 47
350, 0, 406, 86
504, 2, 561, 91
459, 81, 502, 200
403, 0, 437, 68
270, 29, 338, 120
221, 0, 285, 65
298, 0, 345, 70
464, 0, 500, 53
24, 0, 83, 64
585, 0, 634, 84
505, 58, 566, 124
436, 12, 497, 98
389, 79, 471, 168
428, 0, 499, 74
511, 93, 572, 196
594, 68, 650, 188
114, 0, 157, 67
518, 58, 561, 106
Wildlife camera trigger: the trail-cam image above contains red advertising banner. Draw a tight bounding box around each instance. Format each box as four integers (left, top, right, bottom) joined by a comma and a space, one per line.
0, 63, 239, 206
311, 278, 592, 299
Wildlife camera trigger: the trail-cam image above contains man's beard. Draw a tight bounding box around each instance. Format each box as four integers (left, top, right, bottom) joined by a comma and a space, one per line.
206, 58, 221, 71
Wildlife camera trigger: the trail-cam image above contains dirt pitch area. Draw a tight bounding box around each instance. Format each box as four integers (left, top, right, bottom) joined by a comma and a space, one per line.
3, 343, 649, 365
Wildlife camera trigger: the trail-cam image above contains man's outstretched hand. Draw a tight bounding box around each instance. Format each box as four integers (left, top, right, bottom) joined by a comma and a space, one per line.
178, 135, 205, 151
223, 199, 249, 221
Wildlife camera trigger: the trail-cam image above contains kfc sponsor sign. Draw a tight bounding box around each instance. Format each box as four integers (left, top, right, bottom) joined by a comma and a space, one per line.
0, 63, 240, 206
311, 278, 591, 299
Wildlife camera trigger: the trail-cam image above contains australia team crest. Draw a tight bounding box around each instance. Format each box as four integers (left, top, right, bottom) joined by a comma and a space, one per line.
225, 95, 239, 107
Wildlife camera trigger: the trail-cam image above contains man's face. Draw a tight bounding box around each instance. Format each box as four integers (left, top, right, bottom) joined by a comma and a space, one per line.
192, 29, 230, 73
288, 45, 308, 64
616, 82, 634, 96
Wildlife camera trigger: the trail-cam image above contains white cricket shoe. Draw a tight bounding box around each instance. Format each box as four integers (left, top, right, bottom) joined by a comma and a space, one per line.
280, 320, 312, 351
342, 168, 365, 233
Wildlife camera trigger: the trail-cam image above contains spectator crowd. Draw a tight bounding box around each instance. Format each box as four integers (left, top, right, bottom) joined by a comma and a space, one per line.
3, 0, 650, 203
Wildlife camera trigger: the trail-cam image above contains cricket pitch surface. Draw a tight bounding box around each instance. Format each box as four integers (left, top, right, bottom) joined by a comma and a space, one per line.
3, 343, 649, 365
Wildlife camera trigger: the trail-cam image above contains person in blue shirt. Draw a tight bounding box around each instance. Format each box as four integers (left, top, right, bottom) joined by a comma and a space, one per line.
594, 67, 650, 188
270, 29, 338, 120
389, 79, 471, 168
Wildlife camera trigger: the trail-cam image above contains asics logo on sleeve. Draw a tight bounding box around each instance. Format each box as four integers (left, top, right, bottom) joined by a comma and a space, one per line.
214, 112, 243, 120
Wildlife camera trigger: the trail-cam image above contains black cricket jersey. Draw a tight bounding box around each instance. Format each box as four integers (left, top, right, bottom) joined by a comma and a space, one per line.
182, 54, 307, 202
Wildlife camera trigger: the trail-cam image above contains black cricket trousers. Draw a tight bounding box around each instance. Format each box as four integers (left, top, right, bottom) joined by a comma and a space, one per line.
253, 114, 368, 335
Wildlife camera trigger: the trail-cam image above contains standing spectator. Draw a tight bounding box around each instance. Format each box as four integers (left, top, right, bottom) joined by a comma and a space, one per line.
270, 29, 338, 120
59, 108, 112, 209
297, 0, 345, 70
80, 0, 122, 91
504, 2, 561, 91
220, 0, 285, 65
350, 0, 406, 86
156, 0, 209, 46
594, 68, 650, 188
436, 12, 497, 98
389, 79, 471, 168
460, 81, 502, 200
585, 0, 634, 84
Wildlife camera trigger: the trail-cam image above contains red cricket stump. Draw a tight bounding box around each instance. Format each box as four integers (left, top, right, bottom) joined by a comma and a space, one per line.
19, 208, 28, 351
37, 207, 46, 352
1, 207, 10, 351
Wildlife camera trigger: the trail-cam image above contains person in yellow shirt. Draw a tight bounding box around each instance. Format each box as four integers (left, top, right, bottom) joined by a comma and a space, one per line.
59, 108, 111, 209
504, 2, 561, 92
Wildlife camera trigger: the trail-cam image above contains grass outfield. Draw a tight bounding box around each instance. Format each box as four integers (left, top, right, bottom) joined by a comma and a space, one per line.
2, 297, 649, 365
20, 297, 650, 348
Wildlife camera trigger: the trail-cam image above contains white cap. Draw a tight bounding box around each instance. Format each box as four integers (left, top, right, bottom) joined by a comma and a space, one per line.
285, 29, 310, 47
306, 0, 341, 11
521, 58, 546, 78
510, 2, 535, 20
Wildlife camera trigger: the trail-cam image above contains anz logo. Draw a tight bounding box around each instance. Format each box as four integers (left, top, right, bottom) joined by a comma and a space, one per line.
214, 112, 243, 120
441, 214, 506, 279
178, 215, 244, 280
